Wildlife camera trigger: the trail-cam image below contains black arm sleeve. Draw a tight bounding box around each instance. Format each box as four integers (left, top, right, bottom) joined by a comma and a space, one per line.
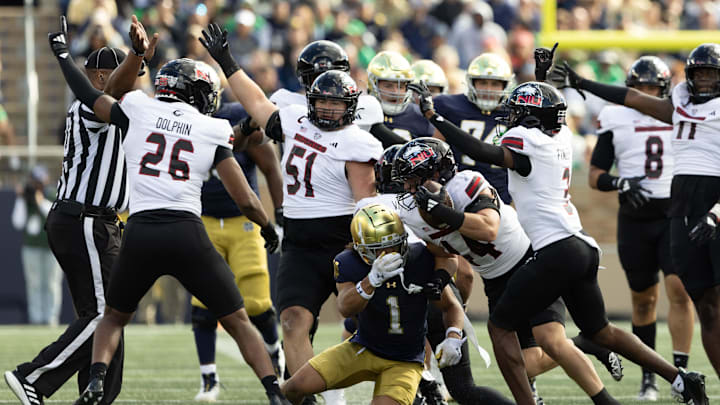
590, 131, 615, 170
57, 54, 104, 109
579, 80, 629, 105
264, 110, 283, 142
110, 103, 129, 136
369, 123, 406, 148
213, 146, 233, 167
509, 150, 531, 177
428, 114, 506, 167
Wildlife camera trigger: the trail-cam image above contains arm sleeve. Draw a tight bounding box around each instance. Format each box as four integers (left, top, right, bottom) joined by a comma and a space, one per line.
369, 123, 407, 148
264, 110, 283, 142
509, 150, 531, 176
579, 79, 629, 105
56, 53, 104, 109
429, 114, 506, 166
213, 146, 234, 167
590, 131, 615, 171
110, 103, 129, 135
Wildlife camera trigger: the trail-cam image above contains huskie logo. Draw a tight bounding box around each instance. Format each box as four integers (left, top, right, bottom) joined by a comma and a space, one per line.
404, 145, 435, 167
155, 74, 178, 88
514, 87, 543, 107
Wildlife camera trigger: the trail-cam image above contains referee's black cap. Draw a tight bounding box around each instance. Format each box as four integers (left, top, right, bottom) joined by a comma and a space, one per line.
85, 47, 146, 76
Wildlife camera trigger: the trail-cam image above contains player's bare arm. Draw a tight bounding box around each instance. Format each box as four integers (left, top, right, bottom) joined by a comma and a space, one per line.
247, 142, 284, 212
432, 284, 464, 334
199, 23, 278, 129
346, 161, 377, 201
336, 280, 373, 318
458, 187, 501, 241
453, 259, 474, 304
104, 15, 159, 99
215, 156, 269, 228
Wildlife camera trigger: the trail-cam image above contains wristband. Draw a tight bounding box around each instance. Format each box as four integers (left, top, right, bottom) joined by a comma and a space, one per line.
356, 281, 374, 300
435, 269, 452, 288
596, 172, 619, 192
446, 326, 463, 338
131, 47, 145, 58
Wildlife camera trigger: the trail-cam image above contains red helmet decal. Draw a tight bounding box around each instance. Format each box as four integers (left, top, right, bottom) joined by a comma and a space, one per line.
408, 148, 435, 167
515, 94, 543, 106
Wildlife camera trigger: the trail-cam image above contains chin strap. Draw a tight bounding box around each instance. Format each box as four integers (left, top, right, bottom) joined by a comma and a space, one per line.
398, 271, 423, 295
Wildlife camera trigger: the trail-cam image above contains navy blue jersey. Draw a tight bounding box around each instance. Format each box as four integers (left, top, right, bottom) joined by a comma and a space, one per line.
434, 94, 511, 203
334, 243, 435, 363
383, 103, 435, 141
201, 102, 259, 218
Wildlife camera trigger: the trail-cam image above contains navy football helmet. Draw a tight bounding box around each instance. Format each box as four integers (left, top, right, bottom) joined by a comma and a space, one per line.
375, 145, 405, 194
391, 137, 456, 186
498, 81, 567, 135
306, 70, 360, 129
154, 58, 220, 115
296, 40, 351, 91
685, 43, 720, 104
626, 56, 672, 98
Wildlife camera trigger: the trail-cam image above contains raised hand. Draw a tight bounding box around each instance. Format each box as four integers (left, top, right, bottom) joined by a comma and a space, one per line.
129, 15, 159, 61
407, 81, 435, 118
548, 61, 587, 99
199, 23, 240, 77
534, 42, 558, 81
48, 16, 70, 59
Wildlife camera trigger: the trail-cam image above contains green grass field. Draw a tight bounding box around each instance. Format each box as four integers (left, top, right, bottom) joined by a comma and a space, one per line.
0, 321, 717, 404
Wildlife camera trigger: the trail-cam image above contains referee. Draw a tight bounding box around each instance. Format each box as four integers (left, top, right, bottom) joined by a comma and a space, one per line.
4, 18, 157, 405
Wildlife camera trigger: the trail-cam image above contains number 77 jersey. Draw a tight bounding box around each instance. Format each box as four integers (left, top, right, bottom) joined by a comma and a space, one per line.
279, 104, 383, 219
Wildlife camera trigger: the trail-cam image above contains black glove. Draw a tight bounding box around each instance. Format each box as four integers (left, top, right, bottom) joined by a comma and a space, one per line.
48, 16, 70, 59
548, 61, 586, 100
407, 81, 434, 117
239, 115, 260, 137
414, 185, 449, 212
689, 206, 720, 244
615, 176, 651, 209
261, 224, 280, 253
423, 270, 452, 301
274, 207, 284, 228
199, 23, 240, 77
534, 42, 558, 81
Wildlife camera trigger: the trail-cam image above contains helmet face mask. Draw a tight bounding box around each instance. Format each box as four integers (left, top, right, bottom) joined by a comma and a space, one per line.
465, 53, 515, 112
368, 51, 415, 116
154, 58, 221, 115
296, 40, 350, 91
499, 82, 567, 136
625, 56, 671, 98
351, 204, 408, 266
306, 71, 360, 129
685, 43, 720, 104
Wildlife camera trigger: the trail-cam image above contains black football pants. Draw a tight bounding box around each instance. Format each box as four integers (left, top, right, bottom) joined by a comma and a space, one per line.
15, 209, 124, 403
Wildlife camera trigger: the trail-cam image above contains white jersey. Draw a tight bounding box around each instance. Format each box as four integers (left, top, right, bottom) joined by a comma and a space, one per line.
671, 82, 720, 177
501, 125, 599, 251
597, 105, 674, 198
355, 193, 424, 245
279, 104, 383, 219
269, 88, 384, 131
118, 90, 233, 217
400, 171, 531, 279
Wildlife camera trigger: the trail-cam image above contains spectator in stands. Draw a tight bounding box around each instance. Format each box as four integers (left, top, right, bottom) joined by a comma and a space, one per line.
229, 8, 264, 69
449, 0, 507, 67
433, 44, 465, 94
400, 0, 448, 60
12, 166, 62, 326
430, 0, 465, 28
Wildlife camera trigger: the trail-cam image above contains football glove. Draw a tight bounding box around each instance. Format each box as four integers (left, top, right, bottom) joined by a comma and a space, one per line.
368, 252, 404, 288
199, 23, 239, 77
48, 16, 70, 60
407, 81, 435, 117
261, 224, 280, 254
423, 269, 452, 301
548, 61, 586, 100
414, 185, 449, 213
435, 334, 466, 368
615, 176, 651, 209
689, 203, 720, 243
534, 42, 558, 81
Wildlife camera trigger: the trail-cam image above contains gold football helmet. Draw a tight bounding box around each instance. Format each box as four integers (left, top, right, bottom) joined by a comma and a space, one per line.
351, 203, 408, 265
465, 53, 515, 112
411, 59, 448, 95
367, 51, 415, 116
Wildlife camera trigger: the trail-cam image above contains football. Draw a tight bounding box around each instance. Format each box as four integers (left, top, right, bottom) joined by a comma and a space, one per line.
418, 180, 454, 229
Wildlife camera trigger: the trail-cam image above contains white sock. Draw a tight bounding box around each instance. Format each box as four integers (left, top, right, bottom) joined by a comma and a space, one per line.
672, 373, 684, 393
421, 369, 435, 381
200, 364, 217, 376
265, 340, 281, 354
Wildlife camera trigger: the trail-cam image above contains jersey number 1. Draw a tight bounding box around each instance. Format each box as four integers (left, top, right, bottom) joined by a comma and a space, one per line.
286, 145, 317, 197
139, 133, 193, 181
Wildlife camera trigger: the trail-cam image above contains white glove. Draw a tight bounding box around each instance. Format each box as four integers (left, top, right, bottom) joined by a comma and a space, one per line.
368, 252, 404, 288
435, 335, 466, 368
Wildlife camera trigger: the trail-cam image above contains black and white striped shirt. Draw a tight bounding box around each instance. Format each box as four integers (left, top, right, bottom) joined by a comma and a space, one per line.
57, 100, 128, 211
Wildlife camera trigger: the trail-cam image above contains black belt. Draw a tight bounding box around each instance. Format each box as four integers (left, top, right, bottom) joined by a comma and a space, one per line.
52, 200, 118, 220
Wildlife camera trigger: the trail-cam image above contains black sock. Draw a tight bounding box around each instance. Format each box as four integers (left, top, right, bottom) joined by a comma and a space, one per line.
572, 334, 612, 361
261, 375, 281, 394
89, 363, 107, 381
591, 388, 621, 405
632, 323, 656, 375
250, 308, 280, 348
673, 351, 689, 368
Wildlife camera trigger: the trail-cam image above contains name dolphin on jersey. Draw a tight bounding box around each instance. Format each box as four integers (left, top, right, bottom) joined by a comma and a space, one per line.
156, 117, 192, 136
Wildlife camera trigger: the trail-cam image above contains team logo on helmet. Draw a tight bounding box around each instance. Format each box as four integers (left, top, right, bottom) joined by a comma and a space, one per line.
407, 147, 436, 168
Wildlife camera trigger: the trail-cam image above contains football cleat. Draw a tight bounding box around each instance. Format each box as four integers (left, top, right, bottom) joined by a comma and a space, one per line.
270, 348, 285, 381
671, 369, 709, 405
4, 370, 43, 405
529, 377, 544, 405
418, 378, 448, 405
637, 373, 658, 401
602, 352, 624, 382
73, 377, 103, 405
413, 392, 428, 405
194, 373, 219, 402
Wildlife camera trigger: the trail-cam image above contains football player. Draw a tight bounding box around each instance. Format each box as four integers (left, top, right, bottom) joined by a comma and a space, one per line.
46, 19, 288, 405
432, 53, 514, 203
199, 24, 386, 405
429, 77, 707, 405
270, 40, 406, 148
551, 43, 720, 381
367, 51, 435, 141
411, 60, 449, 97
281, 203, 466, 405
392, 137, 622, 405
191, 99, 285, 401
589, 56, 694, 400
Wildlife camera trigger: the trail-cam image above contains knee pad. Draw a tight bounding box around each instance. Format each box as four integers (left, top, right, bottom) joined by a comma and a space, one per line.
192, 306, 218, 330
